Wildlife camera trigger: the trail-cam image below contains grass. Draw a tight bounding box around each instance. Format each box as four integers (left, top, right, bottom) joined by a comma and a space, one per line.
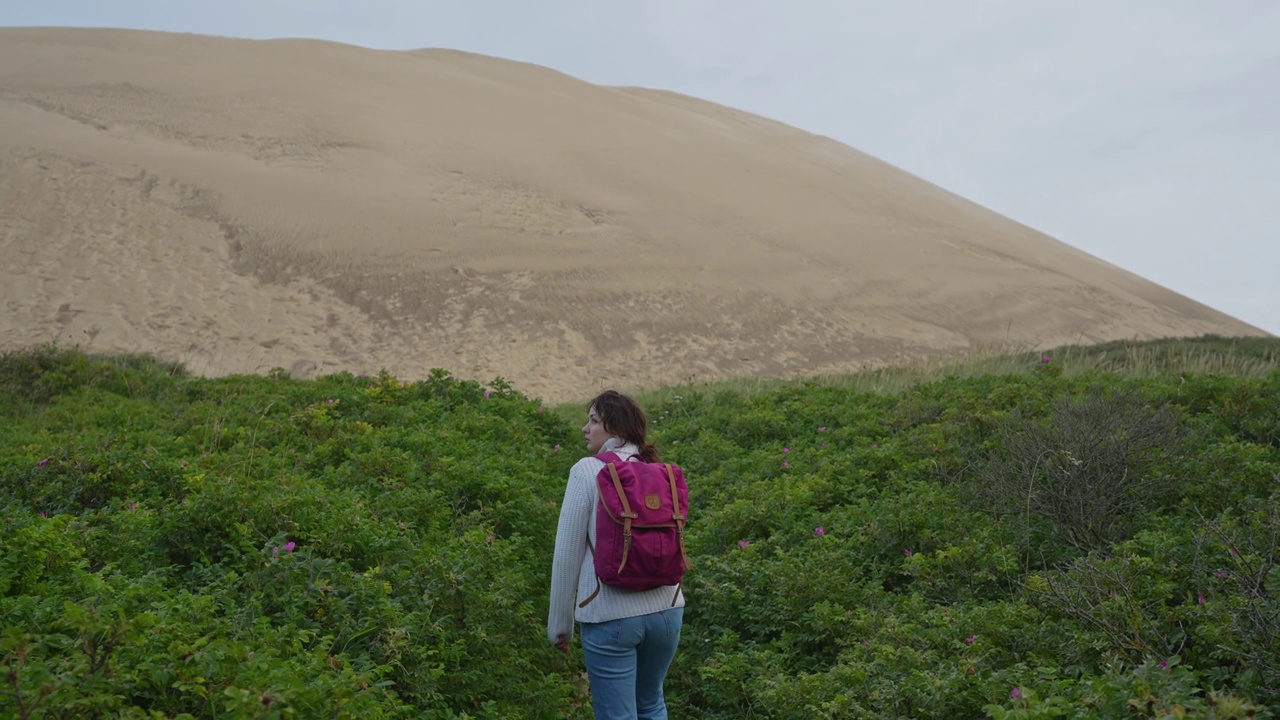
547, 334, 1280, 425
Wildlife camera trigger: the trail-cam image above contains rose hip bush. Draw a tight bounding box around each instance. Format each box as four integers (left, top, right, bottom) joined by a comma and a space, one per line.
2, 344, 1278, 718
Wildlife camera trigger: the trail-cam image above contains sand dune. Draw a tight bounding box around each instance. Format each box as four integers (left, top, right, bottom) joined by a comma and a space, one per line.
0, 27, 1267, 401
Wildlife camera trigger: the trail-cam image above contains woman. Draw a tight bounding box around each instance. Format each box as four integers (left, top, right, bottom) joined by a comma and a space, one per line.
548, 390, 685, 720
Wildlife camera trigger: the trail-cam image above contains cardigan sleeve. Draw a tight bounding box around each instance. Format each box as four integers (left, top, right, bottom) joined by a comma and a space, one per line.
547, 457, 598, 644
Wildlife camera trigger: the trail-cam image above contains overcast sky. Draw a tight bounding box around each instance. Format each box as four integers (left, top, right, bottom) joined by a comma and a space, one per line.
6, 1, 1278, 334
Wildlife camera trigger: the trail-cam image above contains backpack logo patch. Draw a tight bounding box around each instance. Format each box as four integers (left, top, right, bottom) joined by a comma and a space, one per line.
645, 494, 661, 510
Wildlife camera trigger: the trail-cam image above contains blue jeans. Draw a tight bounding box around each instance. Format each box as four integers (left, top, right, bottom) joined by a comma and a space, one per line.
579, 607, 684, 720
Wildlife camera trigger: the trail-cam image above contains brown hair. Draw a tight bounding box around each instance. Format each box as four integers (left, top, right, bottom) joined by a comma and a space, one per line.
588, 389, 660, 462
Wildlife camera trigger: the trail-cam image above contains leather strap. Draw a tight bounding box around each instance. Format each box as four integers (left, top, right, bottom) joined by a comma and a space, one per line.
579, 578, 601, 608
607, 463, 637, 573
666, 464, 690, 569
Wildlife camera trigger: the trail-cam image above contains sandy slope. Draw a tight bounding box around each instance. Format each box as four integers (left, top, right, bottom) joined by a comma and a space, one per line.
0, 28, 1267, 401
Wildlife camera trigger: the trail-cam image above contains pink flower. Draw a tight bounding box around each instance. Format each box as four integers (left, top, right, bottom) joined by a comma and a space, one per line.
738, 540, 751, 548
821, 442, 828, 448
1159, 660, 1168, 669
782, 447, 790, 453
37, 457, 51, 467
1215, 570, 1228, 579
40, 512, 47, 518
1198, 593, 1205, 604
964, 635, 976, 644
549, 500, 556, 507
781, 460, 790, 468
483, 391, 490, 398
817, 426, 827, 432
1011, 688, 1021, 700
128, 503, 136, 510
813, 526, 825, 537
904, 548, 913, 557
538, 406, 545, 413
272, 546, 279, 555
283, 541, 296, 552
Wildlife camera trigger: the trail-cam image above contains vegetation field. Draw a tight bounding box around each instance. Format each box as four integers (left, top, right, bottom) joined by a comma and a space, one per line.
3, 339, 1279, 719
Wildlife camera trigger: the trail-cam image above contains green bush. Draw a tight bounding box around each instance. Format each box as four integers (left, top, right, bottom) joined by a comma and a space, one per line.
971, 387, 1186, 555
3, 344, 1279, 718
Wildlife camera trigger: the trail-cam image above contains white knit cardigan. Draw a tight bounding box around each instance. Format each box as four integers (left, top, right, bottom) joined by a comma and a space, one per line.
547, 437, 686, 644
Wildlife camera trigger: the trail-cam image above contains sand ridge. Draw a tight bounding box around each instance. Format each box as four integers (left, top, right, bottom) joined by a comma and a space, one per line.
0, 28, 1268, 401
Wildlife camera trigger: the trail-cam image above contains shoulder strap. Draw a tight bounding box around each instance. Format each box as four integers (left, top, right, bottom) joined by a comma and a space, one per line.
579, 452, 616, 609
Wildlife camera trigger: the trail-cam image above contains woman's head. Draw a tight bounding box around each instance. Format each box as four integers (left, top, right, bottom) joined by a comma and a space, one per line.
583, 389, 660, 462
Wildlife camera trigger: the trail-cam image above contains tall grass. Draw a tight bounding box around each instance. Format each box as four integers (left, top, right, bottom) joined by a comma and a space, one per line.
558, 335, 1280, 415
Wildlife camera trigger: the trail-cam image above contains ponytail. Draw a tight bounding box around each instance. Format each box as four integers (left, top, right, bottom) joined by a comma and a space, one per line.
639, 441, 661, 463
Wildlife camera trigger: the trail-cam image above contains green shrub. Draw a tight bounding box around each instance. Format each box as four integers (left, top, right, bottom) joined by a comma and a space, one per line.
3, 342, 1279, 718
972, 387, 1185, 555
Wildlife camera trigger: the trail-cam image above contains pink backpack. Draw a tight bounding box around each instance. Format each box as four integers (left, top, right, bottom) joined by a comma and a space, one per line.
578, 452, 689, 607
